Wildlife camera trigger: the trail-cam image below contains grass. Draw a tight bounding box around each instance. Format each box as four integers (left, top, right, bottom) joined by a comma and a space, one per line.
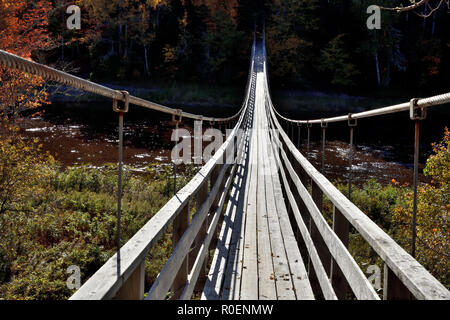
0, 162, 197, 300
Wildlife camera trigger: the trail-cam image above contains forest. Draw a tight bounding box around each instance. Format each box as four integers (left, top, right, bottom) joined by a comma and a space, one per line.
0, 0, 449, 300
9, 1, 450, 91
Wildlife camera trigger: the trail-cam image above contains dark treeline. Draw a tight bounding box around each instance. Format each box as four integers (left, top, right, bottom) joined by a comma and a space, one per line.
42, 0, 450, 93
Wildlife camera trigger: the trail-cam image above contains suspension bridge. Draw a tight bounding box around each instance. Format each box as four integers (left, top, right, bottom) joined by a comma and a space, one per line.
1, 28, 449, 300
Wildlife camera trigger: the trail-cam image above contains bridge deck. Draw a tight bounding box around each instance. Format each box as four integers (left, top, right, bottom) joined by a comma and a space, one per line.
202, 65, 314, 300
64, 34, 450, 301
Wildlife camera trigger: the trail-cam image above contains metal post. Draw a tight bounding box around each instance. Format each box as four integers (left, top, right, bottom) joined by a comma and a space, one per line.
321, 119, 327, 173
297, 123, 301, 150
173, 124, 178, 195
112, 91, 129, 257
307, 121, 311, 158
291, 123, 294, 142
117, 111, 123, 250
409, 98, 426, 258
411, 119, 420, 257
172, 111, 182, 195
348, 114, 357, 201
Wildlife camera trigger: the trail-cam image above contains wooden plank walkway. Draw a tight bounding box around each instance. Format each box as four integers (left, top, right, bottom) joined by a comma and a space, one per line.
202, 64, 314, 300
68, 36, 450, 301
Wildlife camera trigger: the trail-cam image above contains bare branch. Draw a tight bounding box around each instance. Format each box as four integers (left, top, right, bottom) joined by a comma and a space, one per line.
379, 0, 430, 12
380, 0, 448, 18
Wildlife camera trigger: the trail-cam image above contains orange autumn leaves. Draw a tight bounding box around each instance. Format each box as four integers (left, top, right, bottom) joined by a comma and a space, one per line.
392, 128, 450, 287
0, 0, 52, 118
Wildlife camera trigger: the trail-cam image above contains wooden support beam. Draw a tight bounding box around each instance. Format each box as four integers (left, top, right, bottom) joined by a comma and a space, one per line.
330, 206, 350, 299
190, 181, 208, 291
171, 203, 190, 298
383, 264, 411, 300
209, 164, 224, 251
114, 261, 145, 300
310, 181, 332, 283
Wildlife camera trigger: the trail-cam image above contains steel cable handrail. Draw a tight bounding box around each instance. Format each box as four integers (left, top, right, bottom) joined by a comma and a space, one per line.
271, 91, 450, 125
0, 49, 252, 123
265, 68, 450, 125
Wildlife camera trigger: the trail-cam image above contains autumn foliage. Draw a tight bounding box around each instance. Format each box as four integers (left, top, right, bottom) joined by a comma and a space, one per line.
0, 0, 52, 118
392, 128, 450, 287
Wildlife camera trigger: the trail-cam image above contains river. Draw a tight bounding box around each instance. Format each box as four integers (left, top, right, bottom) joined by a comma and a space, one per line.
16, 97, 449, 186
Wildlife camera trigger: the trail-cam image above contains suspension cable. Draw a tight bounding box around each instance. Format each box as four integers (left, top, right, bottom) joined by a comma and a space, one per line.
271, 91, 450, 125
0, 49, 251, 123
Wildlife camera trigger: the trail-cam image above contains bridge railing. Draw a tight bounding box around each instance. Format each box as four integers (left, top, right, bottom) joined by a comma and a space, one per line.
68, 110, 249, 299
67, 38, 256, 300
263, 61, 450, 299
0, 35, 257, 300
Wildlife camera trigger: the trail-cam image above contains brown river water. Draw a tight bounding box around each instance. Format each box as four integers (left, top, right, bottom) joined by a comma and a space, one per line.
15, 101, 449, 186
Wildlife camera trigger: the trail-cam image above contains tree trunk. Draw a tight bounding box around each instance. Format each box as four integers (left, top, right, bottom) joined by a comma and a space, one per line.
61, 10, 65, 61
375, 53, 381, 86
124, 24, 128, 60
382, 61, 391, 88
422, 5, 427, 34
118, 24, 123, 56
144, 46, 150, 76
119, 0, 122, 56
431, 11, 436, 36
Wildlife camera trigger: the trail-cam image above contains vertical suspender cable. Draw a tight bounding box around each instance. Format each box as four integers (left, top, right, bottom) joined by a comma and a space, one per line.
173, 123, 178, 195
321, 119, 327, 173
117, 111, 123, 249
348, 114, 357, 201
307, 121, 311, 158
410, 98, 426, 258
113, 91, 129, 274
172, 110, 182, 195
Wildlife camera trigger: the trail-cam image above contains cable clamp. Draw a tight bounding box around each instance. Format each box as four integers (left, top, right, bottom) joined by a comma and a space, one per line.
410, 98, 426, 120
172, 109, 183, 124
112, 90, 130, 113
348, 113, 357, 127
321, 118, 328, 128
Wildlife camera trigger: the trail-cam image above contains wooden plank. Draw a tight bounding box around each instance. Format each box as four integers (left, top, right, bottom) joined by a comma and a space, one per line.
202, 132, 249, 300
113, 261, 145, 300
70, 44, 253, 301
221, 74, 256, 300
70, 114, 244, 300
180, 161, 238, 300
221, 131, 252, 300
146, 161, 231, 300
254, 78, 277, 300
240, 92, 259, 300
260, 105, 298, 300
311, 181, 332, 279
202, 159, 244, 299
330, 206, 350, 299
189, 181, 208, 290
171, 203, 190, 297
271, 123, 379, 300
267, 102, 450, 300
383, 263, 411, 300
262, 66, 315, 300
263, 104, 314, 300
267, 116, 335, 300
